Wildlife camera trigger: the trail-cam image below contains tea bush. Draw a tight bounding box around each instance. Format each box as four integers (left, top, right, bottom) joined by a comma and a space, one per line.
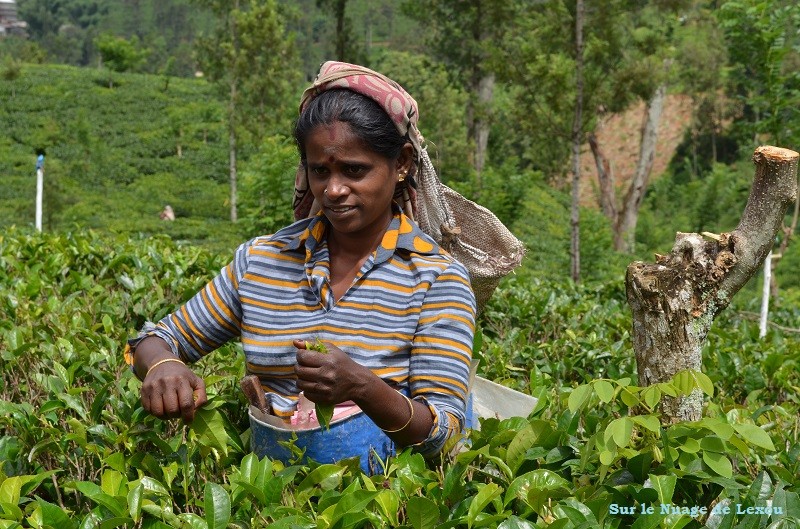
1, 230, 798, 528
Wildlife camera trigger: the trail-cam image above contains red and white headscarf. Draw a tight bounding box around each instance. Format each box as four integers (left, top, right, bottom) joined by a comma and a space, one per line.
292, 61, 432, 223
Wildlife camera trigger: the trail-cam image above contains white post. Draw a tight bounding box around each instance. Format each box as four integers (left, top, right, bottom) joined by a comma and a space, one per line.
759, 250, 772, 338
35, 167, 43, 232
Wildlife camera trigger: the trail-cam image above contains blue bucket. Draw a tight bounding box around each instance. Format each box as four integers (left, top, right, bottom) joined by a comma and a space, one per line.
249, 409, 395, 474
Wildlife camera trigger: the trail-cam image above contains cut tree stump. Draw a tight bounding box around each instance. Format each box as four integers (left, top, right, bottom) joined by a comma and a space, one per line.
626, 146, 798, 423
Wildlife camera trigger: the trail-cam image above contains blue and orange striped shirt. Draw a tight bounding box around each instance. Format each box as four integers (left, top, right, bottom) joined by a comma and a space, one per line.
142, 210, 476, 456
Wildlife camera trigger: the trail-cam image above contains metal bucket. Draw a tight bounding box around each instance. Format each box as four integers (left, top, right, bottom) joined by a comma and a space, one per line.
248, 407, 395, 474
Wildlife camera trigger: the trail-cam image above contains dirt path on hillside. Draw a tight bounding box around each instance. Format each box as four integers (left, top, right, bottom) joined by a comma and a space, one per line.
579, 94, 693, 208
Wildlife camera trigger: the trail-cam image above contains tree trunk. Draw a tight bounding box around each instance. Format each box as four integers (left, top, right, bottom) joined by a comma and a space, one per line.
474, 73, 494, 189
229, 82, 238, 223
570, 0, 585, 283
588, 132, 617, 223
335, 0, 347, 61
229, 0, 239, 224
616, 83, 666, 253
626, 146, 798, 423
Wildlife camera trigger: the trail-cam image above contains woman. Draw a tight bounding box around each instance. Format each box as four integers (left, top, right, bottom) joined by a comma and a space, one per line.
125, 62, 476, 459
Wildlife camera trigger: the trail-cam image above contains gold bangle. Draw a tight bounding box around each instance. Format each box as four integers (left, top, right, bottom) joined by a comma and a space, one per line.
145, 357, 185, 379
380, 393, 414, 433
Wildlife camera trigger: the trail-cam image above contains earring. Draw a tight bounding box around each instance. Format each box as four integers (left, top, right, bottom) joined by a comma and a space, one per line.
323, 189, 328, 195
398, 171, 407, 182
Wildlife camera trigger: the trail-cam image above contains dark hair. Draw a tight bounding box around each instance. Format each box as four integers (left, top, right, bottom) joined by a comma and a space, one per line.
294, 89, 407, 163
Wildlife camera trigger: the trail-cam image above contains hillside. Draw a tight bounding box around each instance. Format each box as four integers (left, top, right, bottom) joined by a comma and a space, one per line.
0, 63, 244, 250
579, 94, 694, 208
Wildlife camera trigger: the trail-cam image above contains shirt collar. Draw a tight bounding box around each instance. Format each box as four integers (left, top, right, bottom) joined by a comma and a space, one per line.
283, 207, 442, 264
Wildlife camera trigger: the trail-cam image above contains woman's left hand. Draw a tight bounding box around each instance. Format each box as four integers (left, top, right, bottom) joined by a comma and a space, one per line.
293, 339, 370, 406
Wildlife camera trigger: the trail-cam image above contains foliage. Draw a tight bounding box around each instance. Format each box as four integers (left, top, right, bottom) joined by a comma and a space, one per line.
1, 230, 796, 527
238, 135, 298, 238
717, 0, 800, 151
193, 0, 302, 141
93, 33, 149, 73
510, 183, 629, 283
0, 62, 249, 251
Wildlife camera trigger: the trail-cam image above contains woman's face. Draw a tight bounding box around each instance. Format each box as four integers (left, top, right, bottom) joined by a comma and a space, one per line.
305, 121, 409, 241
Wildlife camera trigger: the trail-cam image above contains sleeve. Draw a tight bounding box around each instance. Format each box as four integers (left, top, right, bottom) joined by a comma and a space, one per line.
126, 240, 251, 366
409, 260, 477, 457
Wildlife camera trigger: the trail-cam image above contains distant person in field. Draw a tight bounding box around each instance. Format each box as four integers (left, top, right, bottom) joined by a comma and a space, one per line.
124, 62, 476, 461
159, 205, 175, 221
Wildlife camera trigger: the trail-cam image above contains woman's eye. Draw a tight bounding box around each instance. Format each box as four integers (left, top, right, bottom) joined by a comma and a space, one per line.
311, 167, 328, 176
345, 165, 364, 175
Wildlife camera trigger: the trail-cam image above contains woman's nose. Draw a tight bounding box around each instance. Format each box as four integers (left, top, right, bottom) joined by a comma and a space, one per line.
325, 175, 350, 199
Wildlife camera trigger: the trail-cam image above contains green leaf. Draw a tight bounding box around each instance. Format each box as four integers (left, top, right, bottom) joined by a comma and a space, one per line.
630, 513, 667, 529
620, 387, 640, 408
568, 384, 592, 413
519, 470, 570, 513
0, 476, 38, 505
177, 513, 208, 529
700, 436, 726, 453
679, 437, 701, 454
672, 371, 694, 395
632, 415, 661, 433
702, 451, 733, 478
642, 386, 662, 410
406, 496, 439, 529
599, 450, 616, 466
506, 424, 536, 472
297, 465, 344, 492
127, 484, 143, 522
315, 403, 334, 430
594, 380, 614, 403
497, 517, 537, 529
204, 482, 230, 529
648, 474, 677, 505
36, 498, 77, 529
691, 371, 714, 396
374, 490, 400, 526
467, 483, 502, 529
733, 423, 775, 451
606, 417, 634, 448
190, 407, 231, 456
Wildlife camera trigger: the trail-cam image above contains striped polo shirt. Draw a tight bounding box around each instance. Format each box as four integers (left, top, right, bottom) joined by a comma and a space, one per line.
144, 209, 476, 456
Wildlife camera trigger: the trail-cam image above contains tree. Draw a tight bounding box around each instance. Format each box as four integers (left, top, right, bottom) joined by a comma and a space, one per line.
402, 0, 521, 192
569, 0, 585, 282
717, 0, 800, 300
1, 55, 22, 98
498, 0, 642, 276
94, 34, 148, 72
315, 0, 364, 63
627, 146, 797, 422
194, 0, 299, 223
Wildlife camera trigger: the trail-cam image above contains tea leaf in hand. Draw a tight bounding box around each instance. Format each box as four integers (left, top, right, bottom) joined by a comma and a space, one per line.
302, 339, 334, 429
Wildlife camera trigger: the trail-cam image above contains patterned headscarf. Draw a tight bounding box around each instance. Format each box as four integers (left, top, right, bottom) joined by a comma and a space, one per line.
292, 61, 428, 222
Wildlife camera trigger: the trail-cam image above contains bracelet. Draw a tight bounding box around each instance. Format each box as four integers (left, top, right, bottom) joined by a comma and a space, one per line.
380, 393, 414, 433
145, 357, 185, 379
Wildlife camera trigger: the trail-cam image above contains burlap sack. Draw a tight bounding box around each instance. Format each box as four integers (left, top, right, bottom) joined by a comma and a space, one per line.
413, 154, 526, 310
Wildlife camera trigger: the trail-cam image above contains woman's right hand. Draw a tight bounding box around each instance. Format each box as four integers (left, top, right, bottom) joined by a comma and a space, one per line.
140, 359, 207, 423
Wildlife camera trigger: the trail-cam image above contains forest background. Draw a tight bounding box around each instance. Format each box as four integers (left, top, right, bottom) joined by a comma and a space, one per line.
3, 0, 799, 289
2, 0, 800, 527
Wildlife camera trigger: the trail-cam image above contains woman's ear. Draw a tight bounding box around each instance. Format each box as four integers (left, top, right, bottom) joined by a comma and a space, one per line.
396, 143, 414, 175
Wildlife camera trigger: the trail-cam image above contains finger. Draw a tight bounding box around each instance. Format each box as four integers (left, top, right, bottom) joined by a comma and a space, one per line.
293, 339, 307, 350
178, 383, 197, 423
144, 386, 165, 417
192, 376, 208, 410
140, 388, 154, 416
161, 386, 183, 419
296, 349, 324, 368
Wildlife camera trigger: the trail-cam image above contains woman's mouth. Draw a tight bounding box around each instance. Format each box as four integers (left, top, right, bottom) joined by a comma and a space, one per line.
326, 205, 356, 216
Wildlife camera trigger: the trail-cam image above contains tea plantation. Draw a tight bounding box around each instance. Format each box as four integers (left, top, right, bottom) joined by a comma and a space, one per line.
1, 229, 798, 528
